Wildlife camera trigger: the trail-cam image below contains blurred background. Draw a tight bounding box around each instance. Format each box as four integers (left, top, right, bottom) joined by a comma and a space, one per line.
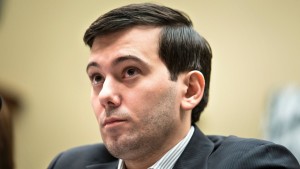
0, 0, 299, 168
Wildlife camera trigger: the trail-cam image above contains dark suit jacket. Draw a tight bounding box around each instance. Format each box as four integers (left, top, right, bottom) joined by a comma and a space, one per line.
48, 126, 300, 169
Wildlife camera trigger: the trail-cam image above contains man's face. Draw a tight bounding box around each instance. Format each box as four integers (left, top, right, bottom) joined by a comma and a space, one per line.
86, 26, 189, 160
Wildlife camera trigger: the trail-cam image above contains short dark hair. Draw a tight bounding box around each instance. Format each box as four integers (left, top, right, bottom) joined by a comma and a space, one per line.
83, 3, 212, 124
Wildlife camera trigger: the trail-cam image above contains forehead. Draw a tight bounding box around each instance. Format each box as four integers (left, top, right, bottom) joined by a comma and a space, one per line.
90, 26, 161, 62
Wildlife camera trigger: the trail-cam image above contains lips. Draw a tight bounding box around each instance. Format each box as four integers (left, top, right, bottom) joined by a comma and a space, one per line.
103, 117, 127, 127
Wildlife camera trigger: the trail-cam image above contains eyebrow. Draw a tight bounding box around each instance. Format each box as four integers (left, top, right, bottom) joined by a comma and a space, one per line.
86, 62, 100, 73
112, 55, 148, 67
86, 55, 149, 72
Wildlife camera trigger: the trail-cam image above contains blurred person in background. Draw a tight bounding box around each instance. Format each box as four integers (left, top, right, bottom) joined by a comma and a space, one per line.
0, 96, 14, 169
1, 1, 14, 169
265, 85, 300, 162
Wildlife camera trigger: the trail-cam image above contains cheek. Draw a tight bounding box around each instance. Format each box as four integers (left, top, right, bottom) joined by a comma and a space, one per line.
126, 83, 160, 106
91, 94, 102, 120
125, 80, 175, 115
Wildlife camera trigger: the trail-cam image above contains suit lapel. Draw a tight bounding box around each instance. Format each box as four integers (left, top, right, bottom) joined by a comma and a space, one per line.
173, 125, 214, 169
86, 161, 118, 169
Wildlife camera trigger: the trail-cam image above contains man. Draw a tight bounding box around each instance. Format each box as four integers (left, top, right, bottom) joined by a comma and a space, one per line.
48, 3, 300, 169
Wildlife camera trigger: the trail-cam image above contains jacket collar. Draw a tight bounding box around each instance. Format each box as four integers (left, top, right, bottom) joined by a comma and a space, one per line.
173, 125, 215, 169
86, 161, 118, 169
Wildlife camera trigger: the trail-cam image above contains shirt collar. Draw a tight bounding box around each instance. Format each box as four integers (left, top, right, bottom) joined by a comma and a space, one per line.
117, 126, 195, 169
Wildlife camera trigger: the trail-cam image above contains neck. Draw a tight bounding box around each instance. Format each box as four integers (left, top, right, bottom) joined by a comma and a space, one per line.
123, 124, 191, 169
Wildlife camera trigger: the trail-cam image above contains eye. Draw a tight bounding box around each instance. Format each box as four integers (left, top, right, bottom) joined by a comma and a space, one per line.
90, 74, 104, 86
123, 67, 140, 78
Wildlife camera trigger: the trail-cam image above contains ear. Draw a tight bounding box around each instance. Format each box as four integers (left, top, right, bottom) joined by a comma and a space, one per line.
180, 70, 205, 111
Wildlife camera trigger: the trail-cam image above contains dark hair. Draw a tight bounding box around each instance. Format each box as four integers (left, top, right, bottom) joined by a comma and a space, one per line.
83, 3, 212, 124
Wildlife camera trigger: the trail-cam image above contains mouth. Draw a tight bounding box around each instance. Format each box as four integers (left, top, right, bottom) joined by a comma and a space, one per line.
103, 117, 127, 128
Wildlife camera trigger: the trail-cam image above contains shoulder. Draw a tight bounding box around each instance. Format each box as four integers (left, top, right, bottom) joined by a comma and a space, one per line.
48, 143, 117, 169
208, 135, 271, 152
207, 135, 300, 168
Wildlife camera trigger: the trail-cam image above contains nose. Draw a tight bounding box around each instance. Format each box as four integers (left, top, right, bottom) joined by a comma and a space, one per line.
98, 77, 121, 109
